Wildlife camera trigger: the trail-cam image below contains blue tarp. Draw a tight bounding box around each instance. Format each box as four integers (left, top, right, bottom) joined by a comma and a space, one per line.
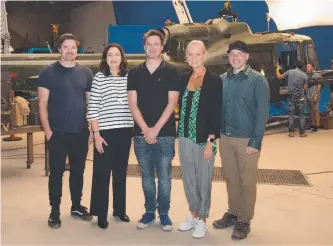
108, 25, 161, 54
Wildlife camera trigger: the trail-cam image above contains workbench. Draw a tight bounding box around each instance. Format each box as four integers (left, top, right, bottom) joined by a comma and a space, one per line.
1, 125, 50, 176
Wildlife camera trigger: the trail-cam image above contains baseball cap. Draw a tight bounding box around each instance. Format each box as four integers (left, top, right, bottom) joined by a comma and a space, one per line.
227, 40, 248, 53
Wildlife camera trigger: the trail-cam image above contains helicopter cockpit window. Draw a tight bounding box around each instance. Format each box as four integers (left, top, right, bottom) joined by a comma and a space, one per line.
307, 42, 319, 68
303, 41, 310, 64
176, 39, 186, 61
276, 42, 298, 72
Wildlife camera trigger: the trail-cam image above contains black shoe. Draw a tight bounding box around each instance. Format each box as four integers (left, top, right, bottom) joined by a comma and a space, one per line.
48, 211, 61, 229
232, 221, 250, 240
98, 217, 109, 229
71, 205, 93, 221
213, 212, 237, 229
114, 214, 130, 222
311, 126, 319, 132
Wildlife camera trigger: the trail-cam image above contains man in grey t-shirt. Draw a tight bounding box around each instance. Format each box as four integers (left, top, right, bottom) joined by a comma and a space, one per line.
276, 60, 308, 137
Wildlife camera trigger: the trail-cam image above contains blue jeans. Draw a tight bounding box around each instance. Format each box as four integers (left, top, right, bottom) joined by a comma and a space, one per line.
134, 136, 175, 215
288, 94, 305, 134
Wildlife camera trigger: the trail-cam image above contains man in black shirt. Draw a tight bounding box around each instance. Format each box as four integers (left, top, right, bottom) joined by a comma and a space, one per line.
128, 30, 180, 231
38, 34, 93, 229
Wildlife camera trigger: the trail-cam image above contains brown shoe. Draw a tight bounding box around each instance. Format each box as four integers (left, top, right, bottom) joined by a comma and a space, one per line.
289, 132, 295, 137
232, 222, 250, 240
300, 133, 307, 137
213, 212, 237, 229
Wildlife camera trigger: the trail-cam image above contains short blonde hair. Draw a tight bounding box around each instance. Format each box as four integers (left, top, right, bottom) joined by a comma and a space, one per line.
186, 40, 206, 54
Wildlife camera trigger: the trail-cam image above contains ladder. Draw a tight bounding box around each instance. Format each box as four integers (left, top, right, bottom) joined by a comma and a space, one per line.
1, 0, 11, 53
172, 0, 193, 24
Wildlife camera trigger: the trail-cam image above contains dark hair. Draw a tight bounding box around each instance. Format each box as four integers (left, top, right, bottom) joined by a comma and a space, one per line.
296, 60, 305, 69
143, 29, 164, 45
58, 33, 80, 48
99, 43, 128, 77
308, 62, 315, 69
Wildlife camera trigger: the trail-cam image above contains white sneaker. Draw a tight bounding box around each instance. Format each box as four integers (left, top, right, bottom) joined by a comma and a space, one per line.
192, 220, 208, 239
178, 215, 199, 231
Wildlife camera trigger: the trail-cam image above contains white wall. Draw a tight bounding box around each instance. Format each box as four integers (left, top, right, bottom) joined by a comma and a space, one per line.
63, 2, 116, 53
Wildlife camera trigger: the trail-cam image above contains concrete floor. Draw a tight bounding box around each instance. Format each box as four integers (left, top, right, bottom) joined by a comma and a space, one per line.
1, 127, 333, 245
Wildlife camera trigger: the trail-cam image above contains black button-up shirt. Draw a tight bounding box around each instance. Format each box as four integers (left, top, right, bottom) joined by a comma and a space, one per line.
220, 65, 270, 150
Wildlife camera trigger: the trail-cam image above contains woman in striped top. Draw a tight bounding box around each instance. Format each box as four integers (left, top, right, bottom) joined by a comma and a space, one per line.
87, 43, 134, 229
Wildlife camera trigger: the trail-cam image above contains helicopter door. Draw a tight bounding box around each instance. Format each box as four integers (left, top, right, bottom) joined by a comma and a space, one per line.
277, 42, 299, 73
280, 51, 297, 71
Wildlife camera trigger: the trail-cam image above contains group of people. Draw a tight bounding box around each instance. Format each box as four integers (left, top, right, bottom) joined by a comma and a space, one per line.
276, 60, 333, 137
38, 31, 270, 240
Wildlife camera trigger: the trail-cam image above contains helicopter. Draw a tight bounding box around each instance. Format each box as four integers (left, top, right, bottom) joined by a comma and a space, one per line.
2, 0, 333, 122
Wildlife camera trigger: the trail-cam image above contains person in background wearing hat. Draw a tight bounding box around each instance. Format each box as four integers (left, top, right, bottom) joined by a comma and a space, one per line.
212, 40, 270, 240
276, 60, 308, 137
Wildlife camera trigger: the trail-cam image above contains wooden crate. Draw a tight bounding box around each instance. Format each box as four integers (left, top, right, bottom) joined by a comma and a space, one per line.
320, 117, 333, 130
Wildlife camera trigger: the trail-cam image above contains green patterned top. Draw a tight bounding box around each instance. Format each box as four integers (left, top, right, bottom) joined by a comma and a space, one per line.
178, 88, 217, 154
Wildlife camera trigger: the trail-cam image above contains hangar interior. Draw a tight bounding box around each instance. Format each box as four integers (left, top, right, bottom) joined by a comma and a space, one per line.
4, 1, 333, 68
1, 1, 333, 244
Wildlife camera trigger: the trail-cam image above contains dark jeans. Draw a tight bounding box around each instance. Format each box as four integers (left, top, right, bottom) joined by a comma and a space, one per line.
133, 136, 175, 215
288, 94, 305, 134
48, 128, 89, 208
90, 128, 132, 219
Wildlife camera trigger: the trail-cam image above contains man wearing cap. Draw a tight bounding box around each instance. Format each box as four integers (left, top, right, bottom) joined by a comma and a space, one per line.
212, 40, 270, 240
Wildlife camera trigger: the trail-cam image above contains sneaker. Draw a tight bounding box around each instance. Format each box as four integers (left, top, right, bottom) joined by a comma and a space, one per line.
137, 213, 155, 229
179, 215, 199, 231
192, 220, 208, 239
300, 133, 308, 137
213, 212, 237, 229
48, 212, 61, 229
159, 214, 173, 231
289, 132, 295, 137
232, 221, 250, 240
71, 205, 93, 221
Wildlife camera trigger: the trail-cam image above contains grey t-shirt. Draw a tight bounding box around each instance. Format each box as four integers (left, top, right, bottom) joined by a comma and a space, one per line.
38, 61, 93, 133
284, 68, 308, 96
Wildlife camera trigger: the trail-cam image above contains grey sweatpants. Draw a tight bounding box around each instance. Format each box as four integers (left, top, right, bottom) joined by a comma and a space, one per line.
178, 137, 215, 218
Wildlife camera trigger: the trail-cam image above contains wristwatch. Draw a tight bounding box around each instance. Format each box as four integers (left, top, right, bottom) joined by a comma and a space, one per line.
207, 137, 215, 143
93, 130, 100, 136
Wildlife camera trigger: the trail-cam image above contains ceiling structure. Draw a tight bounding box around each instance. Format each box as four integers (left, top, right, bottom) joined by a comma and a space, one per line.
6, 1, 96, 13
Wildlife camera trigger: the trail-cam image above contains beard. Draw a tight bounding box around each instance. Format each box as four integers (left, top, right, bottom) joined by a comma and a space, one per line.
63, 53, 76, 61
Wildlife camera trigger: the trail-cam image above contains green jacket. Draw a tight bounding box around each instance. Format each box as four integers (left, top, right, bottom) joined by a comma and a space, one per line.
220, 65, 270, 150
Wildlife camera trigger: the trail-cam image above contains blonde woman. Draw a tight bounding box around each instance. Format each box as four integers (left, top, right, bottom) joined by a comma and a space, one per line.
177, 40, 222, 238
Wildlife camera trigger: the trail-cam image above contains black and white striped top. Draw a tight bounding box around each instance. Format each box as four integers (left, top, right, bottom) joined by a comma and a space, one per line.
87, 72, 134, 130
